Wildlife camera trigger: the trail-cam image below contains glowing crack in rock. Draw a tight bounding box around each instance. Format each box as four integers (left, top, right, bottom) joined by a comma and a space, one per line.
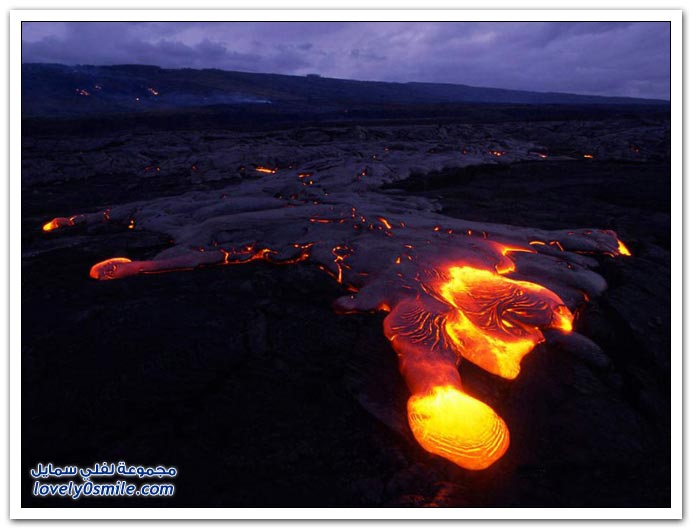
41, 134, 631, 470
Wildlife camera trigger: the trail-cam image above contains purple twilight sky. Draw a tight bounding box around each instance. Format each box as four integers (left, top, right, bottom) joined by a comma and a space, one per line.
22, 21, 670, 100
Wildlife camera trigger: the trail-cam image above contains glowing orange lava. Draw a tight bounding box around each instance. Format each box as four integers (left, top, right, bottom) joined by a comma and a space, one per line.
255, 166, 277, 174
617, 239, 632, 256
376, 216, 393, 230
42, 219, 64, 231
436, 266, 573, 379
42, 216, 78, 231
380, 262, 577, 469
89, 258, 133, 280
43, 192, 629, 472
407, 385, 510, 470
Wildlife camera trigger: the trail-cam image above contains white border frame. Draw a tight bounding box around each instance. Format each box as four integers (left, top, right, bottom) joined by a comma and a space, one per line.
8, 9, 682, 520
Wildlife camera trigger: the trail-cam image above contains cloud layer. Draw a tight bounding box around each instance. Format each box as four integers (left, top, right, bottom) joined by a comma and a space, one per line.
22, 21, 670, 100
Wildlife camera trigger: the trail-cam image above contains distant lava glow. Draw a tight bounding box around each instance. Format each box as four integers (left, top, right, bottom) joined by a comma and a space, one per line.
41, 148, 631, 471
42, 216, 82, 231
254, 166, 277, 174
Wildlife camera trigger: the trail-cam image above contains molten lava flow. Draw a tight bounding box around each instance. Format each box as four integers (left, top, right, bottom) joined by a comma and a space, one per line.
88, 243, 315, 282
42, 218, 69, 231
255, 166, 277, 174
379, 264, 576, 468
617, 239, 632, 256
41, 134, 632, 472
407, 385, 510, 470
89, 258, 133, 280
376, 216, 393, 230
42, 216, 81, 232
435, 266, 573, 379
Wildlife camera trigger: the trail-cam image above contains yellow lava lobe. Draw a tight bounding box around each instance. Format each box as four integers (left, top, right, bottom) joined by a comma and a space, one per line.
89, 257, 133, 280
436, 266, 573, 379
42, 219, 61, 232
445, 310, 537, 380
617, 239, 632, 256
407, 385, 510, 470
42, 217, 74, 232
552, 305, 574, 332
559, 308, 575, 328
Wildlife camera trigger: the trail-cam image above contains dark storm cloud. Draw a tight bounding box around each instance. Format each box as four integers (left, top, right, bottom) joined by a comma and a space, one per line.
22, 21, 670, 99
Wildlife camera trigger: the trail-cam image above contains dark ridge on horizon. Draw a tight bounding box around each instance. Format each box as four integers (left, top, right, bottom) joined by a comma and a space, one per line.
22, 62, 669, 120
